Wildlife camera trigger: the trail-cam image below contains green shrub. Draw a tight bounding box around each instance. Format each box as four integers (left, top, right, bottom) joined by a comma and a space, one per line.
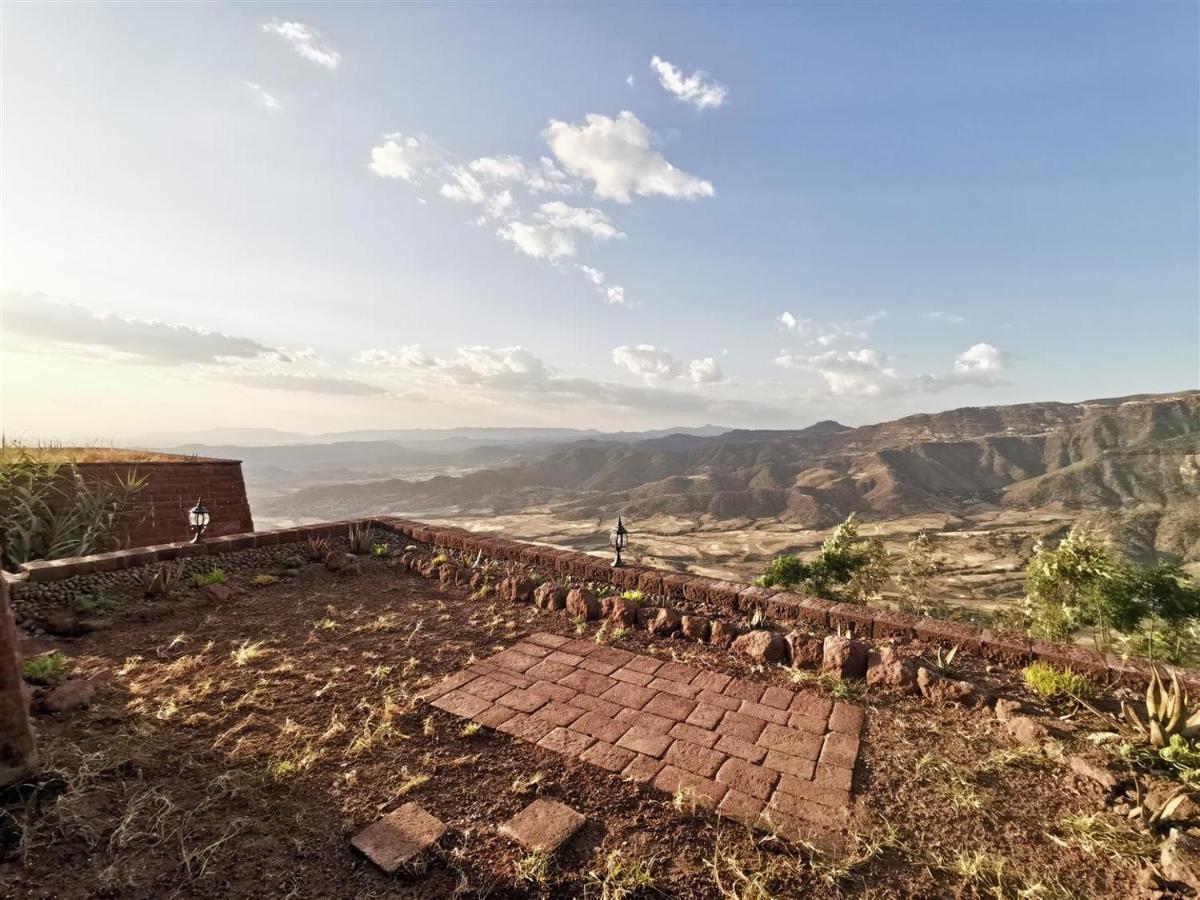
756, 554, 810, 589
1023, 661, 1094, 700
1159, 734, 1200, 787
23, 650, 69, 685
191, 568, 226, 588
70, 592, 123, 616
621, 589, 644, 603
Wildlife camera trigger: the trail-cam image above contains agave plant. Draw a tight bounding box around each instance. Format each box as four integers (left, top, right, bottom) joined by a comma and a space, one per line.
1121, 666, 1200, 749
347, 523, 375, 555
305, 535, 331, 562
140, 561, 185, 597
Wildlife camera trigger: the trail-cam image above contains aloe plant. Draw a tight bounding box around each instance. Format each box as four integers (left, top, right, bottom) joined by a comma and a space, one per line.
1122, 666, 1200, 749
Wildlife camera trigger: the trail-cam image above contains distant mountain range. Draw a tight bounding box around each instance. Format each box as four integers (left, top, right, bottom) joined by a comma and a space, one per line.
254, 390, 1200, 562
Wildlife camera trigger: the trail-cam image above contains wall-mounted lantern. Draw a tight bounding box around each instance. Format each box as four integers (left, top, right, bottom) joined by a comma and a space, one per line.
188, 499, 210, 543
610, 517, 628, 568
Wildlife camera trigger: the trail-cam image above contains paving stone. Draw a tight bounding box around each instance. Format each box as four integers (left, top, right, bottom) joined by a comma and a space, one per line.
647, 677, 701, 700
670, 721, 719, 748
500, 799, 586, 852
534, 701, 585, 727
664, 739, 727, 778
717, 757, 779, 801
498, 688, 549, 714
685, 703, 726, 730
644, 692, 697, 722
580, 740, 637, 773
692, 671, 733, 693
621, 752, 666, 784
601, 681, 657, 709
716, 733, 768, 764
654, 765, 727, 810
617, 724, 674, 758
537, 727, 594, 756
352, 802, 447, 873
426, 633, 862, 851
717, 788, 765, 827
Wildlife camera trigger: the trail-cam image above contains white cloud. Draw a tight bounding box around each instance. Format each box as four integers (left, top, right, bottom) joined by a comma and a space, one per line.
245, 82, 282, 112
355, 343, 754, 418
369, 133, 442, 183
613, 345, 725, 385
354, 345, 438, 368
262, 20, 341, 70
954, 342, 1007, 374
650, 56, 728, 110
467, 155, 577, 195
776, 341, 1011, 398
2, 290, 286, 366
497, 201, 623, 260
543, 111, 714, 203
578, 265, 628, 307
626, 74, 636, 87
778, 310, 887, 346
926, 311, 966, 325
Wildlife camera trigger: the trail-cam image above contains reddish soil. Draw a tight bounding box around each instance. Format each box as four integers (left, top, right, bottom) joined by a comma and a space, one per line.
1, 558, 1147, 898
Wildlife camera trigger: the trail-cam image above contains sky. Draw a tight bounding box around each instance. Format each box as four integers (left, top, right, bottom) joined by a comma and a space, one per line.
1, 2, 1197, 441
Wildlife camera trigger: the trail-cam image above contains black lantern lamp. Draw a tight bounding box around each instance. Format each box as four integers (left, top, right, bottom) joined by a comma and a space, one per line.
188, 499, 210, 543
610, 517, 628, 568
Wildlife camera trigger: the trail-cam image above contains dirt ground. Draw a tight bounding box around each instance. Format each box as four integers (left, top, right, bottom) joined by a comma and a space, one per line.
1, 557, 1149, 899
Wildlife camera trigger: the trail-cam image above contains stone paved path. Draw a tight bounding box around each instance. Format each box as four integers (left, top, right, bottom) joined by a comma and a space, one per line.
418, 633, 863, 851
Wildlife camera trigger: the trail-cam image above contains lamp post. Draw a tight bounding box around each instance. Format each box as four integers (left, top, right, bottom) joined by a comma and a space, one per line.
610, 517, 628, 568
188, 499, 210, 543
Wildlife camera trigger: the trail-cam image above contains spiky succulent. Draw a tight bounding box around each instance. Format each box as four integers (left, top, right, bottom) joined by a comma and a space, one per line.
1122, 666, 1200, 749
305, 535, 331, 562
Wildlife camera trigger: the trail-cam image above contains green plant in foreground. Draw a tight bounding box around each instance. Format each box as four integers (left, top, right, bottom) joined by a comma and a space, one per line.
305, 535, 331, 562
250, 574, 279, 587
70, 591, 123, 616
431, 553, 450, 566
926, 645, 960, 675
1123, 666, 1200, 749
514, 850, 553, 890
191, 569, 226, 588
1158, 734, 1200, 787
372, 543, 390, 557
1023, 661, 1094, 700
140, 561, 185, 597
621, 589, 644, 602
22, 650, 69, 685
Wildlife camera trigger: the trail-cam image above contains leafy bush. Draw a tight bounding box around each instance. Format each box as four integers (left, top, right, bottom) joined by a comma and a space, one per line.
191, 569, 226, 588
756, 554, 810, 589
0, 453, 145, 568
22, 650, 69, 685
1023, 661, 1094, 700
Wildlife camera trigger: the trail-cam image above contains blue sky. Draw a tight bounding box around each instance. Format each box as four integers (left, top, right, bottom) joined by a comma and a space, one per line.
2, 2, 1196, 439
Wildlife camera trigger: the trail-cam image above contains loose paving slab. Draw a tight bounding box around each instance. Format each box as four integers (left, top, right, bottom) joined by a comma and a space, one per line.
351, 802, 447, 873
420, 633, 865, 851
500, 798, 587, 852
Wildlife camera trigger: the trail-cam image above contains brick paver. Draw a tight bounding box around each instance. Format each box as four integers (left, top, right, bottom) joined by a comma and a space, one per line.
419, 633, 863, 850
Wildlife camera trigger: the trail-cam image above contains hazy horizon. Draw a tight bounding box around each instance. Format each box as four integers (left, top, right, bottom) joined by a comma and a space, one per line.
2, 3, 1197, 440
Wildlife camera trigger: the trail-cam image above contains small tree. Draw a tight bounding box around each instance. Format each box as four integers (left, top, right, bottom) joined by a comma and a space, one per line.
846, 536, 890, 603
755, 554, 810, 589
897, 531, 942, 615
1024, 526, 1131, 644
1124, 563, 1200, 662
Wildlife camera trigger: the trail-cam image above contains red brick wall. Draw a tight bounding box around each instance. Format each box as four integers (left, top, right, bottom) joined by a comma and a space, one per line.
69, 460, 254, 547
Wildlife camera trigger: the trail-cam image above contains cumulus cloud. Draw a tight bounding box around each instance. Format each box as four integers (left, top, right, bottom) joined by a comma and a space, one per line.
778, 310, 887, 346
2, 291, 286, 366
354, 345, 439, 368
369, 133, 442, 183
228, 372, 387, 396
776, 341, 1010, 398
954, 342, 1006, 374
543, 111, 714, 203
497, 201, 623, 260
613, 345, 725, 385
650, 56, 728, 110
926, 311, 966, 325
467, 155, 577, 194
262, 20, 341, 70
245, 82, 282, 112
355, 344, 754, 419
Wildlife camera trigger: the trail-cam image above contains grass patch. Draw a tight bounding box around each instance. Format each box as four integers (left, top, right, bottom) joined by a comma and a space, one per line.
249, 574, 278, 587
1051, 813, 1155, 861
22, 650, 70, 685
514, 849, 553, 890
1023, 661, 1094, 700
70, 591, 123, 616
191, 569, 226, 588
583, 849, 656, 900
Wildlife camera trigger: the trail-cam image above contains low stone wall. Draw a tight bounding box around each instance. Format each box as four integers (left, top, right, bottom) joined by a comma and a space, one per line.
1, 514, 1179, 691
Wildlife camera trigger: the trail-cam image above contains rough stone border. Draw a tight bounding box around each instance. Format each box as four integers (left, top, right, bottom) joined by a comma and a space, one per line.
4, 514, 1185, 691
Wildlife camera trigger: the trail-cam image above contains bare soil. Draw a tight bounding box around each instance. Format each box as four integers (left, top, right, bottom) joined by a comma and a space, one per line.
1, 558, 1149, 898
